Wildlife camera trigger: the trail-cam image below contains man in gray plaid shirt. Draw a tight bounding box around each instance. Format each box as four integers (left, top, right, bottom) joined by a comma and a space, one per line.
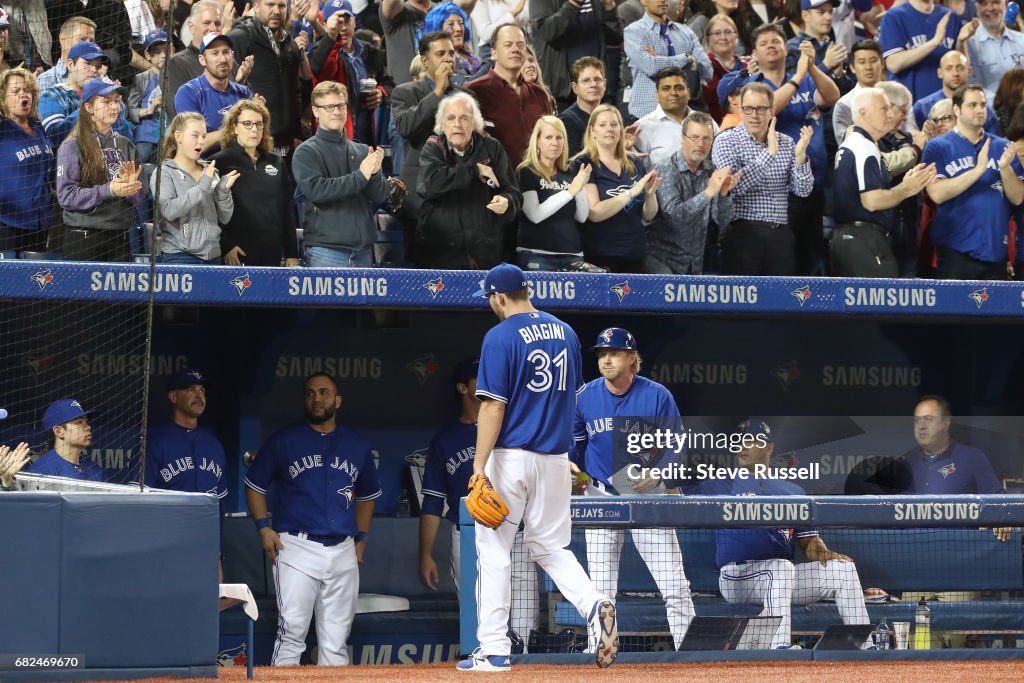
710, 81, 813, 276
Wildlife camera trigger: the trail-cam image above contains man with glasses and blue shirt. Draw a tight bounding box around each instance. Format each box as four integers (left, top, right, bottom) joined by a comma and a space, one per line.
292, 80, 387, 268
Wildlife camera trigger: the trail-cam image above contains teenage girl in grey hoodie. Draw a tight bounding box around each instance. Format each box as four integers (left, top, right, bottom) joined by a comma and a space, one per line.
152, 112, 238, 263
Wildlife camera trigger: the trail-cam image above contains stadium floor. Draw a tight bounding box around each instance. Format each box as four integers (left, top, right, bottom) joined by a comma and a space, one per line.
118, 660, 1024, 681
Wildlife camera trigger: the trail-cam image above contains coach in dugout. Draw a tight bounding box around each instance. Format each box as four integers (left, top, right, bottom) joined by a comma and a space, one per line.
25, 398, 104, 481
831, 87, 937, 277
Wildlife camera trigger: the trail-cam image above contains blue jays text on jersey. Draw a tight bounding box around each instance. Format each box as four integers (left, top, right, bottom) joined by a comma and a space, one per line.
476, 310, 584, 455
245, 423, 382, 538
421, 421, 477, 524
145, 422, 227, 498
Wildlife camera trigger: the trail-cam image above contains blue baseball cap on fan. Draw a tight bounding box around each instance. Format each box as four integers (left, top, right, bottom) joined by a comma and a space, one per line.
474, 263, 527, 297
68, 41, 108, 63
592, 327, 638, 352
199, 32, 234, 55
167, 367, 209, 391
143, 29, 168, 52
42, 399, 95, 431
717, 69, 749, 104
323, 0, 356, 21
81, 76, 125, 102
738, 419, 773, 442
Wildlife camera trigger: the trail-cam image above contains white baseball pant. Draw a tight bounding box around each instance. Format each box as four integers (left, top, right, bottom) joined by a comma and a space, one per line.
475, 449, 607, 657
719, 558, 870, 648
271, 533, 359, 666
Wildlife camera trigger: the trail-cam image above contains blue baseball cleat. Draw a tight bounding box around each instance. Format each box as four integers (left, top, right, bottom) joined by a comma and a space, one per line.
457, 648, 511, 672
589, 600, 619, 668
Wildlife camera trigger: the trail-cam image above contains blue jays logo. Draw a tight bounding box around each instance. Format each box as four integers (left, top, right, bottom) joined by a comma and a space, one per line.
337, 485, 355, 508
599, 329, 615, 345
610, 281, 632, 302
791, 286, 812, 306
229, 273, 252, 296
423, 276, 445, 299
406, 354, 439, 385
405, 447, 429, 468
772, 361, 800, 391
31, 269, 54, 290
938, 463, 956, 478
969, 288, 989, 309
217, 643, 248, 667
23, 354, 53, 376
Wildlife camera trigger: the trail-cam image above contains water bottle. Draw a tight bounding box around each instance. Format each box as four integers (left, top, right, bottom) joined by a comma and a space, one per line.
873, 618, 891, 650
914, 598, 932, 650
396, 487, 411, 517
1007, 2, 1020, 27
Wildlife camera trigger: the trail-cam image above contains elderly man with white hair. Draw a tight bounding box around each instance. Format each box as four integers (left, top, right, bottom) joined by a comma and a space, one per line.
416, 91, 522, 269
831, 86, 937, 277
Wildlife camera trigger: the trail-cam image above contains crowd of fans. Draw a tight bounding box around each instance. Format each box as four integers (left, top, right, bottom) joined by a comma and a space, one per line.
2, 0, 1024, 278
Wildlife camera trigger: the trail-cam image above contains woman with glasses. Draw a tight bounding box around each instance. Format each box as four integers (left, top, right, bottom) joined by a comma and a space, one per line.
424, 2, 480, 79
688, 0, 760, 54
573, 104, 659, 273
917, 98, 956, 277
153, 112, 237, 264
210, 99, 300, 267
516, 115, 596, 272
702, 14, 751, 123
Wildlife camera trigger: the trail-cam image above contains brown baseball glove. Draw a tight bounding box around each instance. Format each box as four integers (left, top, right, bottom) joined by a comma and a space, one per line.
466, 473, 509, 529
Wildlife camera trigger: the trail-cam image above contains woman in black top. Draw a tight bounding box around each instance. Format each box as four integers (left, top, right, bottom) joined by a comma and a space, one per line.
210, 99, 299, 267
516, 115, 593, 271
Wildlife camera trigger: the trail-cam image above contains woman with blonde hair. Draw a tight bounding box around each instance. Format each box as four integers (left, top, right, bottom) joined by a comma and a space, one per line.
516, 115, 596, 271
0, 67, 55, 256
703, 14, 750, 123
573, 104, 659, 273
209, 99, 300, 266
152, 112, 237, 264
522, 46, 556, 110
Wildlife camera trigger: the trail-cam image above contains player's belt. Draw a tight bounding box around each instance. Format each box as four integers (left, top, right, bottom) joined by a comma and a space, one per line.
285, 531, 350, 547
592, 480, 621, 496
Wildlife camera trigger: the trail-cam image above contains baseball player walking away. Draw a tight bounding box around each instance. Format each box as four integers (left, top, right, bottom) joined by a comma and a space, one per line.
418, 357, 540, 651
26, 399, 104, 481
461, 263, 618, 672
145, 368, 227, 502
245, 373, 381, 666
573, 328, 695, 650
692, 420, 870, 649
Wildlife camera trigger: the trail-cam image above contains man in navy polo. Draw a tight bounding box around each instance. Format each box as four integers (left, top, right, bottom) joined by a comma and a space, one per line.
909, 396, 1004, 496
174, 32, 254, 151
25, 399, 105, 481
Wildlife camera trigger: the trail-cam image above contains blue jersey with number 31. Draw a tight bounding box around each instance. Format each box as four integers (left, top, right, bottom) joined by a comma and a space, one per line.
476, 310, 583, 454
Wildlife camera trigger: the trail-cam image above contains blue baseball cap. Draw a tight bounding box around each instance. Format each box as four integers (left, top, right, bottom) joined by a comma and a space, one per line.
0, 8, 10, 28
81, 76, 125, 102
42, 399, 95, 431
453, 357, 479, 386
717, 69, 749, 103
592, 327, 638, 352
143, 29, 168, 52
738, 419, 773, 442
801, 0, 838, 9
167, 367, 209, 391
323, 0, 356, 21
474, 263, 527, 297
68, 41, 109, 63
199, 32, 234, 55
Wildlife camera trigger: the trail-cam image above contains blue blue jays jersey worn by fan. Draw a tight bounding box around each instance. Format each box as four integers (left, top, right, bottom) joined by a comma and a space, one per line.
421, 421, 476, 523
476, 311, 584, 454
245, 424, 382, 537
26, 450, 106, 481
921, 130, 1023, 263
145, 422, 228, 498
0, 118, 55, 231
905, 441, 1004, 494
574, 375, 682, 487
174, 76, 254, 134
879, 3, 959, 99
692, 476, 818, 569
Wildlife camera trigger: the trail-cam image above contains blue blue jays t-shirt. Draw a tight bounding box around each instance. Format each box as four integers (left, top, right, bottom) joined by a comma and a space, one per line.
145, 422, 227, 498
921, 129, 1020, 262
912, 89, 999, 135
904, 441, 1004, 494
245, 423, 382, 537
476, 310, 584, 455
174, 75, 254, 135
26, 449, 106, 481
880, 4, 958, 100
694, 475, 818, 569
756, 74, 827, 189
0, 118, 54, 230
573, 375, 681, 487
421, 420, 476, 523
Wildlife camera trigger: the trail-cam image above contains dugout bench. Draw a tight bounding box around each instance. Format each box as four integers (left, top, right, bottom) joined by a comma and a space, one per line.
547, 527, 1024, 644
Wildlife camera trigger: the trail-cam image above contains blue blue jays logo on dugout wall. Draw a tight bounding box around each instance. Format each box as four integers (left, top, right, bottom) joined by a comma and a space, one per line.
218, 642, 248, 667
791, 285, 812, 306
406, 354, 438, 385
229, 273, 252, 296
424, 277, 445, 299
31, 269, 54, 290
969, 288, 988, 309
610, 281, 632, 302
773, 361, 800, 391
404, 447, 428, 468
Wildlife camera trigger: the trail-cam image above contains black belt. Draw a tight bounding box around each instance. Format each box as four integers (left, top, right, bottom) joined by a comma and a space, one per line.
734, 218, 786, 230
841, 220, 890, 237
285, 531, 349, 547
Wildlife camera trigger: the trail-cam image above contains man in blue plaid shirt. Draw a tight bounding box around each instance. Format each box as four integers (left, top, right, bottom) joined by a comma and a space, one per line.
710, 81, 813, 275
623, 0, 711, 120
